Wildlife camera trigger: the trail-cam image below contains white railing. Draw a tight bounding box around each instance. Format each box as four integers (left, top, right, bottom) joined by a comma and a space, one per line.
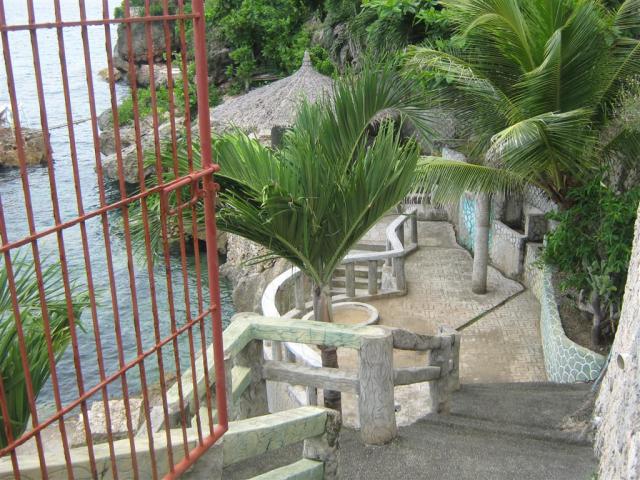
261, 208, 419, 367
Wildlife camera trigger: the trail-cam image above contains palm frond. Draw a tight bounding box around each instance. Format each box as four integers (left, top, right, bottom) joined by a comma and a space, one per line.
414, 156, 527, 204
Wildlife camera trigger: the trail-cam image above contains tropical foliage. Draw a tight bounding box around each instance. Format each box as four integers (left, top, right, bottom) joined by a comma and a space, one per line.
130, 65, 434, 409
0, 256, 89, 448
117, 62, 221, 127
542, 178, 640, 344
407, 0, 640, 208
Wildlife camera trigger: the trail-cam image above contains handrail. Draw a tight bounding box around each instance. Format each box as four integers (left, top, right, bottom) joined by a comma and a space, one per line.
261, 208, 418, 367
261, 208, 419, 318
169, 313, 460, 446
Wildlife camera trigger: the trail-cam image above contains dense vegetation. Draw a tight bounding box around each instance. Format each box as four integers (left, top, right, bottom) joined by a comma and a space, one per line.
542, 178, 640, 344
407, 0, 640, 343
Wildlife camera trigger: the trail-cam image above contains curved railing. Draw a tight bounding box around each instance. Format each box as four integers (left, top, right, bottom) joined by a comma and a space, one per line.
261, 208, 419, 367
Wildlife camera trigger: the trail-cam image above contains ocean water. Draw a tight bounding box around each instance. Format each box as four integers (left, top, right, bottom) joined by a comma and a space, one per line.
0, 0, 234, 411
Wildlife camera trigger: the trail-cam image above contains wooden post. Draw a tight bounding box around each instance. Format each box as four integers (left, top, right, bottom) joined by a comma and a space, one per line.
367, 260, 378, 295
303, 409, 341, 479
235, 340, 269, 419
394, 256, 406, 291
411, 213, 418, 245
358, 333, 397, 444
294, 273, 306, 312
345, 262, 356, 298
428, 338, 453, 415
439, 326, 461, 391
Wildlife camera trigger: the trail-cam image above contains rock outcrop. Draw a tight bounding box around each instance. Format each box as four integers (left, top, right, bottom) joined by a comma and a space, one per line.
220, 234, 290, 313
0, 127, 46, 168
594, 204, 640, 479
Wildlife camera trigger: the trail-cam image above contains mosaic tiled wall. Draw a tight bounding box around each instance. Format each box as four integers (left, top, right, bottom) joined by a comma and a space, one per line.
524, 245, 606, 383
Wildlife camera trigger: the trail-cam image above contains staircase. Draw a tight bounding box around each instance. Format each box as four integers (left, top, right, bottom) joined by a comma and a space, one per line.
224, 383, 598, 480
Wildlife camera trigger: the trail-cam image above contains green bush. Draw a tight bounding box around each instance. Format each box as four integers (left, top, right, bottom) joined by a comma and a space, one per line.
114, 0, 172, 19
542, 178, 640, 339
118, 62, 221, 126
200, 0, 318, 90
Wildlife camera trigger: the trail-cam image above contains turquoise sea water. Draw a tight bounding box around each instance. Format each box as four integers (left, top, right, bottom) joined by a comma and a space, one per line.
0, 0, 234, 410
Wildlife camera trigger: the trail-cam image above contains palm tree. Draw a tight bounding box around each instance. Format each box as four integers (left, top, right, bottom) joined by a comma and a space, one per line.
212, 66, 434, 411
0, 255, 89, 447
406, 0, 640, 290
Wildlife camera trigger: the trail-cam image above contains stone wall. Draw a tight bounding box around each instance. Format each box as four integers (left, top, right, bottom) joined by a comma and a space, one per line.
594, 204, 640, 479
524, 244, 606, 383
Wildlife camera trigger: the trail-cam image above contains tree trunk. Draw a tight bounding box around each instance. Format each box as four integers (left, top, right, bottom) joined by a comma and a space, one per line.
472, 193, 490, 294
313, 284, 342, 412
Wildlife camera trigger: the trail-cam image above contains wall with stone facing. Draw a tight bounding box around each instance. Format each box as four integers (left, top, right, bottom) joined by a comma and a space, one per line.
524, 244, 606, 383
594, 204, 640, 480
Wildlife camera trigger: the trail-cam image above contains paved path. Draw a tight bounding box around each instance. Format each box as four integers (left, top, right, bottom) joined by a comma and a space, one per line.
338, 220, 546, 426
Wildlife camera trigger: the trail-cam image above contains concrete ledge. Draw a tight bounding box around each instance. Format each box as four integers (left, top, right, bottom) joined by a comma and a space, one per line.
524, 244, 606, 383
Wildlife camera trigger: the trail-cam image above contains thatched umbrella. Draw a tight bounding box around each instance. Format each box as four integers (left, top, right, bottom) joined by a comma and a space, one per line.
210, 52, 333, 145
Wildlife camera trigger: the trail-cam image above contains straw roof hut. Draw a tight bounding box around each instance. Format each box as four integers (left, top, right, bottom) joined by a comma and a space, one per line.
210, 52, 333, 145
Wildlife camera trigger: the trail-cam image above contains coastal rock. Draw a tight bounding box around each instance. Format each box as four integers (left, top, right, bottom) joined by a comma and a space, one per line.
71, 398, 143, 447
135, 63, 182, 89
98, 67, 122, 82
0, 127, 47, 167
220, 234, 290, 313
101, 118, 175, 184
114, 20, 175, 66
202, 30, 232, 86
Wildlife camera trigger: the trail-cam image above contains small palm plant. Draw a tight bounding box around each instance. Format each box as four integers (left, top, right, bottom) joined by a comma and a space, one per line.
406, 0, 640, 291
134, 65, 435, 411
0, 255, 89, 447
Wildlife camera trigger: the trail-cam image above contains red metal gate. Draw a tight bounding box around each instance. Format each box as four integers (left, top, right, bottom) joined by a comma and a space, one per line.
0, 0, 227, 478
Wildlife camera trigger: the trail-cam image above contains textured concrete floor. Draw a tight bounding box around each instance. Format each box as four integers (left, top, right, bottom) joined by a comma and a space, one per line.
337, 220, 547, 427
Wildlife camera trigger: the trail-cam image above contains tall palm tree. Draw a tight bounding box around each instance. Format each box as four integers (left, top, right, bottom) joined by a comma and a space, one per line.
406, 0, 640, 289
213, 66, 434, 410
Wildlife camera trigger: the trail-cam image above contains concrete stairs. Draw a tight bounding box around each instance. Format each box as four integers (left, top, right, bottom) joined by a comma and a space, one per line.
224, 382, 598, 480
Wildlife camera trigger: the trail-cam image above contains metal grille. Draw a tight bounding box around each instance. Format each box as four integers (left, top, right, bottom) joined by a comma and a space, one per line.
0, 0, 227, 478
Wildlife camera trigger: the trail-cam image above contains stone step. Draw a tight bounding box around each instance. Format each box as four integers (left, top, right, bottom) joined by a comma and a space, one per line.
248, 459, 323, 480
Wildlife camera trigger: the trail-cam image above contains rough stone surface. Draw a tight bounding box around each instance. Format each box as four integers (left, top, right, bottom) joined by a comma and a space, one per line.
135, 63, 182, 89
101, 118, 176, 184
114, 19, 176, 66
0, 127, 47, 167
220, 233, 291, 313
72, 398, 143, 447
594, 204, 640, 479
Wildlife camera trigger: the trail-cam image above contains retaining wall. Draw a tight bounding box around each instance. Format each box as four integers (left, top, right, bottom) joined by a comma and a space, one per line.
524, 244, 606, 382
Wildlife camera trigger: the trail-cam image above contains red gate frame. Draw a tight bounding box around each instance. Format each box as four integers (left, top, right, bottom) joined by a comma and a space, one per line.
0, 0, 228, 478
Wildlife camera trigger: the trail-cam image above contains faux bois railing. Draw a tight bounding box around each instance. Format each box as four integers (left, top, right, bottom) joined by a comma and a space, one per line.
262, 209, 419, 365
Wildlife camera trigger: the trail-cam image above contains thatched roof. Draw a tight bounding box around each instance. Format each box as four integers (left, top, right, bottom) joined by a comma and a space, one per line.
210, 52, 333, 137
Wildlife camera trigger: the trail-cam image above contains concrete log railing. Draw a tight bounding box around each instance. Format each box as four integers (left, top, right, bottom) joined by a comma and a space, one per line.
168, 313, 460, 446
261, 208, 419, 364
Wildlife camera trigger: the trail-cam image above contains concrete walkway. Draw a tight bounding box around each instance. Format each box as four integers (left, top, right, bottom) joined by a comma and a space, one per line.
335, 219, 547, 427
366, 219, 546, 384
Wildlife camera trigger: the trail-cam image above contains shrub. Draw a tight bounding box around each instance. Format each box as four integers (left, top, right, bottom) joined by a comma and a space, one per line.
542, 178, 640, 343
118, 62, 221, 126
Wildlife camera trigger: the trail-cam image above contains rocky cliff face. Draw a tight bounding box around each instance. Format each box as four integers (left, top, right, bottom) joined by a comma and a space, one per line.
0, 127, 46, 168
594, 204, 640, 479
220, 234, 290, 313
